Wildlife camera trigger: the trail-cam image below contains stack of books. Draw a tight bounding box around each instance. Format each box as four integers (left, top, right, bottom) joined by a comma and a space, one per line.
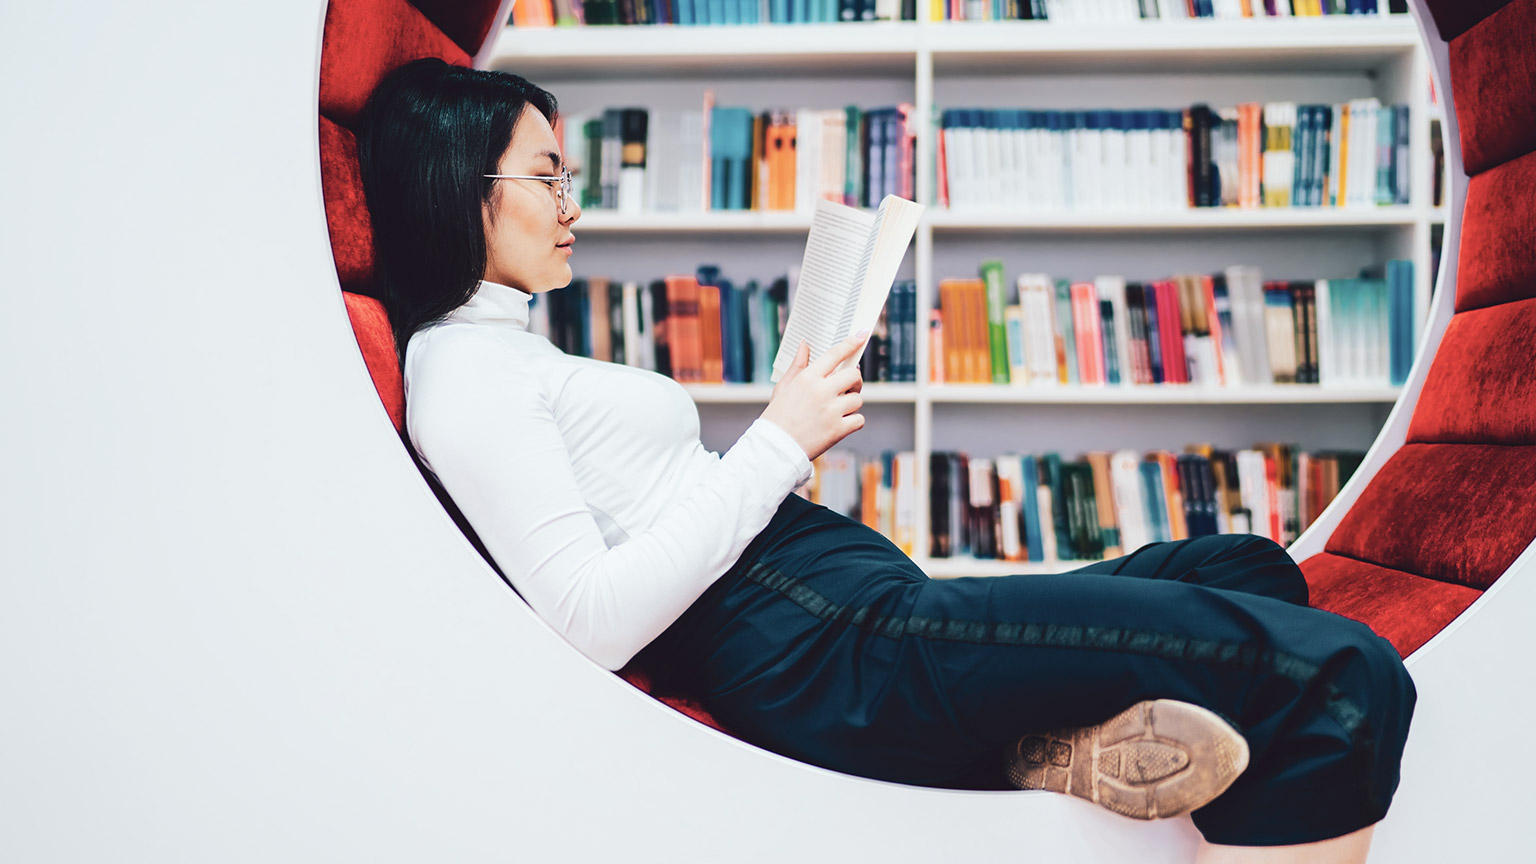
932, 258, 1416, 388
937, 100, 1411, 211
529, 269, 919, 384
932, 0, 1406, 21
560, 102, 916, 214
929, 444, 1365, 564
512, 0, 918, 28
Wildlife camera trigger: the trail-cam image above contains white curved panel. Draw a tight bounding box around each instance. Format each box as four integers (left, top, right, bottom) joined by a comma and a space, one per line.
0, 2, 1197, 859
2, 2, 1530, 861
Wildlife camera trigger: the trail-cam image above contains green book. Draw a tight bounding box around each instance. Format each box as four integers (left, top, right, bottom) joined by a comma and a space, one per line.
1042, 453, 1072, 559
844, 106, 862, 208
979, 259, 1011, 384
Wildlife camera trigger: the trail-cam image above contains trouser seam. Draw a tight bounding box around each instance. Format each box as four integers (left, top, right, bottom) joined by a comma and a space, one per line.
741, 558, 1380, 809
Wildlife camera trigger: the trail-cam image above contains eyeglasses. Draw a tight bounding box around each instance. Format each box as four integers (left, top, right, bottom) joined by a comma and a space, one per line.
483, 168, 573, 215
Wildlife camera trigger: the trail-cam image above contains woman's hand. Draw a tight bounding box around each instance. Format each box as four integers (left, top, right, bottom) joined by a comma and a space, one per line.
760, 332, 868, 462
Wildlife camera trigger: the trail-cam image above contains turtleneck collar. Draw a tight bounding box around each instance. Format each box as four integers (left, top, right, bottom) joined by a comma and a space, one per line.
446, 279, 531, 331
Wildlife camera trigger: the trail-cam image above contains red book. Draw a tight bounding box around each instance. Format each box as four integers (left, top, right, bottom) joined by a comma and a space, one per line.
1155, 281, 1186, 384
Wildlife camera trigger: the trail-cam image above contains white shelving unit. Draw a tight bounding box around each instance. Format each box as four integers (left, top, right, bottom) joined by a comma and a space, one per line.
490, 15, 1437, 578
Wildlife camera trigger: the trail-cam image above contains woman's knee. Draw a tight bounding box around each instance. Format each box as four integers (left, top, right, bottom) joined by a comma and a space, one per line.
1190, 534, 1309, 605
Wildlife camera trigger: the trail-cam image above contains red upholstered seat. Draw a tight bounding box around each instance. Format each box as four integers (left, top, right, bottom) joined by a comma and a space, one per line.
320, 0, 736, 737
1298, 0, 1536, 659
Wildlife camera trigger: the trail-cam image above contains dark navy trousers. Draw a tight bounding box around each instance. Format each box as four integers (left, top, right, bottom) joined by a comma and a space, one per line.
634, 492, 1416, 847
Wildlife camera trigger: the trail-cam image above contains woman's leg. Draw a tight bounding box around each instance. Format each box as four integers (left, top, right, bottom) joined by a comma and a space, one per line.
649, 499, 1414, 848
1066, 533, 1309, 607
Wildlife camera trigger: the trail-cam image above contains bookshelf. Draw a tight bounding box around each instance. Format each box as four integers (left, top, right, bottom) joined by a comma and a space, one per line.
490, 14, 1439, 577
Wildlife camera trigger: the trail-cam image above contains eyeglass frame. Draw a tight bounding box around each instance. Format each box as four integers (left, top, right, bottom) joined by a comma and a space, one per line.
483, 168, 574, 215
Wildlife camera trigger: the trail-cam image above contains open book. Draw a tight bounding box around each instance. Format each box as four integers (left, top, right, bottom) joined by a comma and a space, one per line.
769, 194, 925, 383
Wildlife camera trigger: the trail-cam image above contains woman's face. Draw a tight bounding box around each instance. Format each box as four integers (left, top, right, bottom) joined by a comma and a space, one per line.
482, 104, 581, 293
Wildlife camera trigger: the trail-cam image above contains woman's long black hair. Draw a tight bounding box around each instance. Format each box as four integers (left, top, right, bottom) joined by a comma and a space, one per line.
357, 57, 558, 361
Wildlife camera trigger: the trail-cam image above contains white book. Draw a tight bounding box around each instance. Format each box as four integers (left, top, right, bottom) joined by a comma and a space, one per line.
1327, 103, 1344, 207
637, 283, 656, 372
1314, 279, 1334, 387
1236, 450, 1273, 542
771, 195, 925, 383
621, 281, 642, 368
995, 456, 1023, 561
795, 108, 821, 214
1110, 450, 1150, 554
817, 449, 859, 519
822, 111, 846, 206
894, 451, 917, 555
1036, 484, 1058, 562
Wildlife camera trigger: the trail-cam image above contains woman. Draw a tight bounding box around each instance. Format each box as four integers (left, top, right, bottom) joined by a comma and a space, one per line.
358, 58, 1414, 864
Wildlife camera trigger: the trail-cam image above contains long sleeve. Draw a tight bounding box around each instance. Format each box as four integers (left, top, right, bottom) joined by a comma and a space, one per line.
407, 330, 813, 672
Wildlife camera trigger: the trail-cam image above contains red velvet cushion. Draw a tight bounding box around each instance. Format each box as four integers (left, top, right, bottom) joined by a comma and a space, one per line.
1408, 298, 1536, 445
1454, 151, 1536, 312
1448, 0, 1536, 176
1299, 553, 1482, 657
1326, 443, 1536, 591
617, 662, 735, 735
412, 0, 509, 57
1424, 0, 1519, 41
321, 117, 374, 293
320, 0, 471, 128
343, 292, 405, 432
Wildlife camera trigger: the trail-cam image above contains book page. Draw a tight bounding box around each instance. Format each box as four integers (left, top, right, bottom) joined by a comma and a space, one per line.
771, 198, 875, 381
841, 195, 924, 368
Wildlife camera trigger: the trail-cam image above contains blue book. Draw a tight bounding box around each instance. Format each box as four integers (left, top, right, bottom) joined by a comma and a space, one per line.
678, 0, 696, 24
772, 0, 788, 22
1141, 283, 1164, 383
707, 0, 724, 25
1386, 259, 1414, 385
1019, 455, 1045, 563
1291, 105, 1309, 207
724, 0, 741, 24
1139, 461, 1169, 544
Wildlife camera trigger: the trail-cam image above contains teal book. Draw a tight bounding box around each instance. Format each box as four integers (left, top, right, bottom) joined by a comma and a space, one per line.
1139, 461, 1169, 544
844, 106, 863, 207
979, 259, 1011, 384
1019, 454, 1045, 563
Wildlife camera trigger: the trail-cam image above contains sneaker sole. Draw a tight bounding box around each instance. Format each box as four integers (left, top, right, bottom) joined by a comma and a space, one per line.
1004, 699, 1250, 821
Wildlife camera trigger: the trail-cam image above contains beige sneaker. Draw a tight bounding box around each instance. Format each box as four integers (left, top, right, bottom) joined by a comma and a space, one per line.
1004, 699, 1249, 820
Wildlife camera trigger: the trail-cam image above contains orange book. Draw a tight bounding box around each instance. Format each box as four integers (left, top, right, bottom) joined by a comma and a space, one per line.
1336, 103, 1351, 205
1158, 452, 1189, 541
928, 308, 945, 384
1086, 452, 1123, 559
699, 283, 723, 383
664, 276, 701, 382
1201, 275, 1227, 386
939, 280, 964, 383
750, 112, 766, 211
780, 117, 798, 210
967, 279, 991, 384
588, 276, 612, 363
860, 459, 882, 530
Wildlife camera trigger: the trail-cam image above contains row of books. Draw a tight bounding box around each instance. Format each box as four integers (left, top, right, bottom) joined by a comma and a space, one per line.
796, 443, 1365, 564
559, 102, 915, 214
936, 99, 1411, 211
932, 259, 1416, 388
528, 270, 921, 383
934, 0, 1405, 21
511, 0, 917, 26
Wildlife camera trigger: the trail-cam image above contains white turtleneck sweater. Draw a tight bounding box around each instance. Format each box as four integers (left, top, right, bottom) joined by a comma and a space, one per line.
403, 280, 814, 671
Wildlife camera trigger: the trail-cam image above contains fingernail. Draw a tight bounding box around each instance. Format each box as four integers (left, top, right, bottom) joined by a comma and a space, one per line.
853, 329, 871, 341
